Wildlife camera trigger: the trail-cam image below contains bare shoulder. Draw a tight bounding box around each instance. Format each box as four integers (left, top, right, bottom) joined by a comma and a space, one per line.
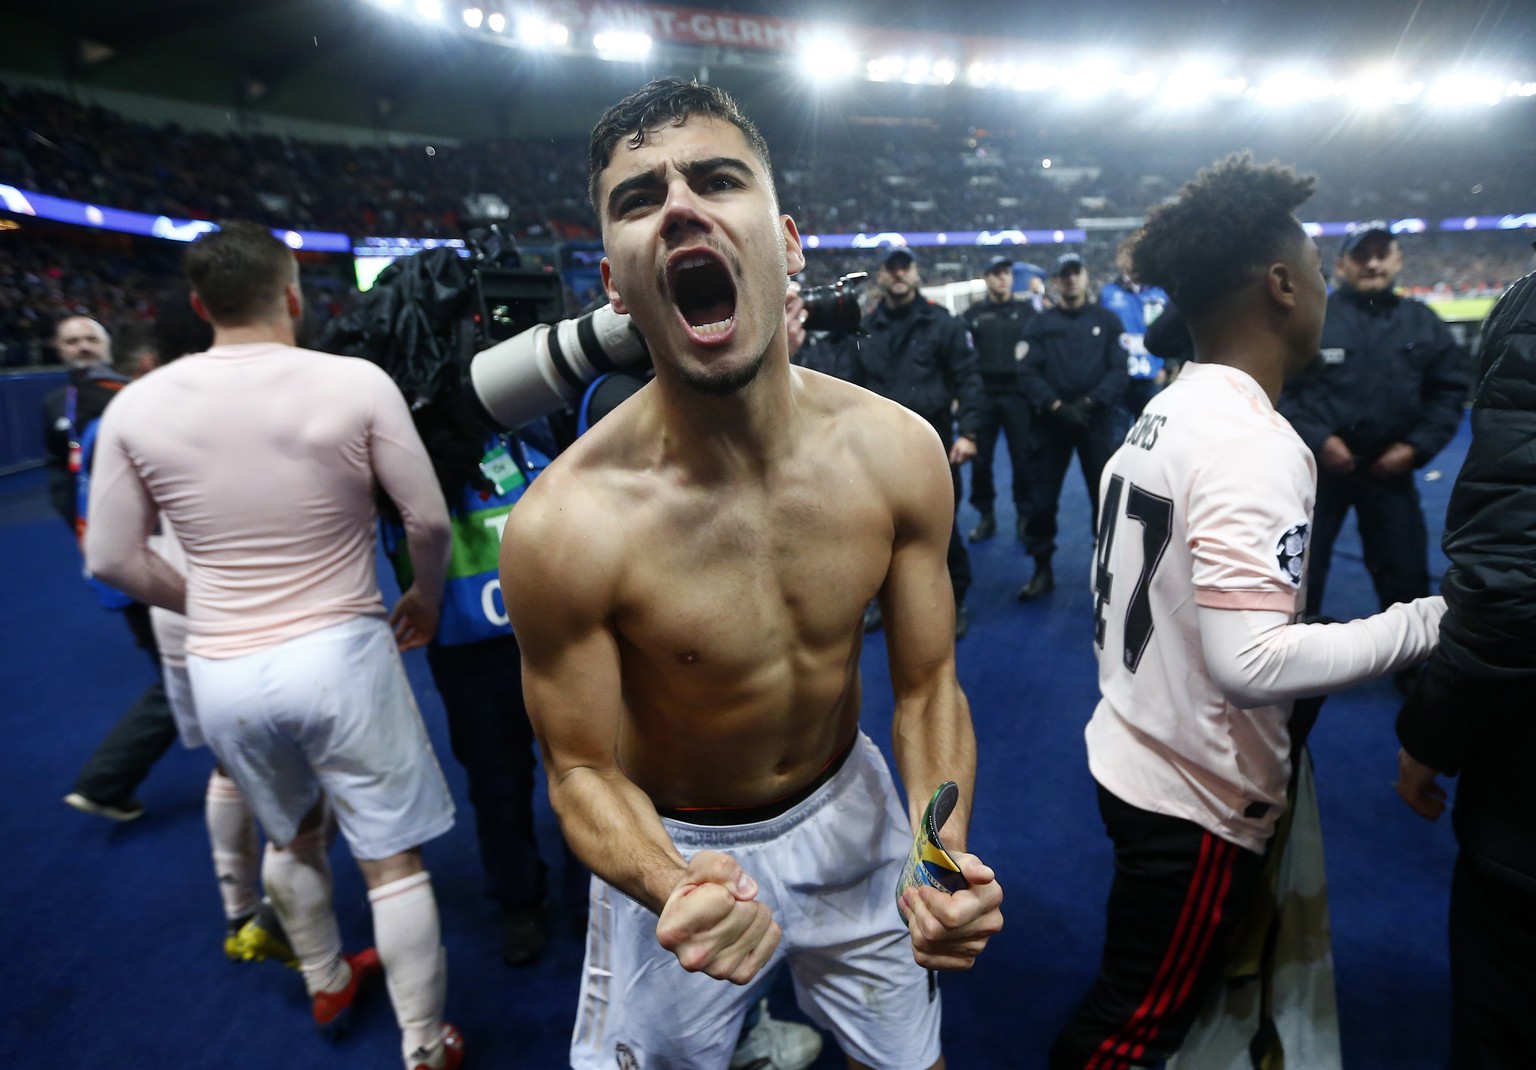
793, 366, 951, 493
504, 442, 621, 581
500, 398, 658, 612
795, 366, 941, 445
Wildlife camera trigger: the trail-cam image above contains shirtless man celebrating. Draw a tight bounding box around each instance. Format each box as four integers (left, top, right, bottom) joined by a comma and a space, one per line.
500, 78, 1003, 1070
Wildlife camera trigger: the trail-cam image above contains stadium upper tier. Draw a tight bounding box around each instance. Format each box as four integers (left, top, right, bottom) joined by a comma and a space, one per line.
5, 83, 1535, 246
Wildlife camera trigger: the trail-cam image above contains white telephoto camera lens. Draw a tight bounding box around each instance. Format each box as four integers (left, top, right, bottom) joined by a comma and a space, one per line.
467, 303, 648, 431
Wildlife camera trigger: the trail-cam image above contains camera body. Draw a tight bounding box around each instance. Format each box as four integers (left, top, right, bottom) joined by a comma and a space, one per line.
799, 272, 868, 334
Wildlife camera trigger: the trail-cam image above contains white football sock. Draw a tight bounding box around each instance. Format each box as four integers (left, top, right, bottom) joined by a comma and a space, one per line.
262, 831, 346, 995
369, 871, 447, 1066
205, 771, 259, 922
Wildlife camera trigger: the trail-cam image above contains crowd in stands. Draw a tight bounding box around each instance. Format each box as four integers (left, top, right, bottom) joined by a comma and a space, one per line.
0, 84, 593, 242
3, 81, 1534, 366
0, 229, 163, 367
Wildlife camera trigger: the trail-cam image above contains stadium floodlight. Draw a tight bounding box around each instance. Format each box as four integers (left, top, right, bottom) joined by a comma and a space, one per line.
933, 59, 957, 85
414, 0, 443, 23
800, 35, 858, 82
487, 11, 505, 32
1253, 69, 1344, 105
904, 58, 932, 84
1159, 63, 1218, 105
593, 30, 651, 59
1115, 70, 1158, 98
1013, 64, 1057, 92
1510, 81, 1536, 98
462, 7, 483, 29
1348, 66, 1422, 107
867, 55, 906, 81
1429, 75, 1505, 107
518, 16, 569, 47
1063, 59, 1117, 98
966, 60, 997, 86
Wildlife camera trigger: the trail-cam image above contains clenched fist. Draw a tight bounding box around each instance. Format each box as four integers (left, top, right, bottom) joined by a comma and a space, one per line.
655, 850, 781, 985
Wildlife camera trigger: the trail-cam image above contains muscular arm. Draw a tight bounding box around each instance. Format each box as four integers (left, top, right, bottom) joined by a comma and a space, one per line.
502, 473, 779, 981
878, 414, 978, 848
1199, 598, 1445, 708
83, 406, 187, 613
499, 481, 686, 912
877, 409, 1002, 968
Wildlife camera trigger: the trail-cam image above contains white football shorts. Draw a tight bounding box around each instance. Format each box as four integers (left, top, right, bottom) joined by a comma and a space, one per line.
188, 615, 454, 859
571, 733, 943, 1070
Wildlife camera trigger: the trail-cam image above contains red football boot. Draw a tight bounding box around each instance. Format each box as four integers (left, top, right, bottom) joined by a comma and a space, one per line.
311, 948, 382, 1038
411, 1023, 465, 1070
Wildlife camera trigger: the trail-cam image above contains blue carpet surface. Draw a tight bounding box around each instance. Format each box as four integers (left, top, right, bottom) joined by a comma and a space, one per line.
0, 417, 1467, 1068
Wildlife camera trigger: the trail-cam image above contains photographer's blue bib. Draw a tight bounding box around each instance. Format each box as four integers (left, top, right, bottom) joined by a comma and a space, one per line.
74, 417, 136, 611
382, 434, 549, 647
1099, 281, 1170, 382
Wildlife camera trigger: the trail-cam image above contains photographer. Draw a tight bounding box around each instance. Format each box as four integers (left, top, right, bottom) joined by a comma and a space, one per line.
323, 242, 563, 966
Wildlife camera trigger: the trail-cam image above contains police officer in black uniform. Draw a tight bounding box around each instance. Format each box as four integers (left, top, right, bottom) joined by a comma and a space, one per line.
1017, 252, 1128, 601
847, 246, 985, 638
1279, 222, 1470, 627
961, 255, 1036, 543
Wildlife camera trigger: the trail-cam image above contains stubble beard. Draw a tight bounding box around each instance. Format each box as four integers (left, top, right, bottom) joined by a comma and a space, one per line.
675, 348, 767, 396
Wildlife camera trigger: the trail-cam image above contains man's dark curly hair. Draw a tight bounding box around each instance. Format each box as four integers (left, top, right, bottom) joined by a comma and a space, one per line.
1130, 153, 1316, 319
588, 77, 772, 217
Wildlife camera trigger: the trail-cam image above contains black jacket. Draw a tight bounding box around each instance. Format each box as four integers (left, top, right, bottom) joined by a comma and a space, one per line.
1017, 303, 1128, 415
1397, 270, 1536, 891
847, 298, 985, 442
41, 364, 131, 527
1145, 301, 1193, 372
961, 296, 1035, 389
1279, 287, 1470, 465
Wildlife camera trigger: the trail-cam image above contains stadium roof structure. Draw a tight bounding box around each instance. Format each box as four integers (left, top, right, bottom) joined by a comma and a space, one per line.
4, 0, 1535, 143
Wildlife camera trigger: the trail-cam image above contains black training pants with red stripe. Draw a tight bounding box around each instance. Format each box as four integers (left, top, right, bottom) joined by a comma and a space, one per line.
1050, 785, 1268, 1070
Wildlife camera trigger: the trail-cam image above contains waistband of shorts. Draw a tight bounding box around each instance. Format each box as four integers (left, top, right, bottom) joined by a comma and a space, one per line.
186, 612, 387, 662
659, 733, 873, 848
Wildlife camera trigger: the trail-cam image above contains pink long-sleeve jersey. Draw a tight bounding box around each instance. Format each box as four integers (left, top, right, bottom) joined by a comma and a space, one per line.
86, 342, 450, 659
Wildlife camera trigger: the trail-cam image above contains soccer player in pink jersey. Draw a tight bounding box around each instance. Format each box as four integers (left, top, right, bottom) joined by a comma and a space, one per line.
86, 223, 462, 1070
1049, 155, 1447, 1070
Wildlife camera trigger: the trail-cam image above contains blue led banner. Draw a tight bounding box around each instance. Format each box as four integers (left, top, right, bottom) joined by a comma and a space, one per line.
0, 183, 351, 252
801, 228, 1088, 251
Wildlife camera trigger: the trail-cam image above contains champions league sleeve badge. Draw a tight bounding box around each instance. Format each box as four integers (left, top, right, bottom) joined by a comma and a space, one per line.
896, 781, 969, 921
1276, 523, 1309, 585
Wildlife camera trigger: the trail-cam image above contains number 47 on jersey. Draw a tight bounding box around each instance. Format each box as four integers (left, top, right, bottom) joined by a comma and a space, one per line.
1093, 474, 1174, 673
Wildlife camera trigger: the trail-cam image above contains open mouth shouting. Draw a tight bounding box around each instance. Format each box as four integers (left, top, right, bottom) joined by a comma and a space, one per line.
667, 248, 739, 345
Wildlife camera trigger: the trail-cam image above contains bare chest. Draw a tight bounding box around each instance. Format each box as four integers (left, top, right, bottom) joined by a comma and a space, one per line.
614, 475, 891, 671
